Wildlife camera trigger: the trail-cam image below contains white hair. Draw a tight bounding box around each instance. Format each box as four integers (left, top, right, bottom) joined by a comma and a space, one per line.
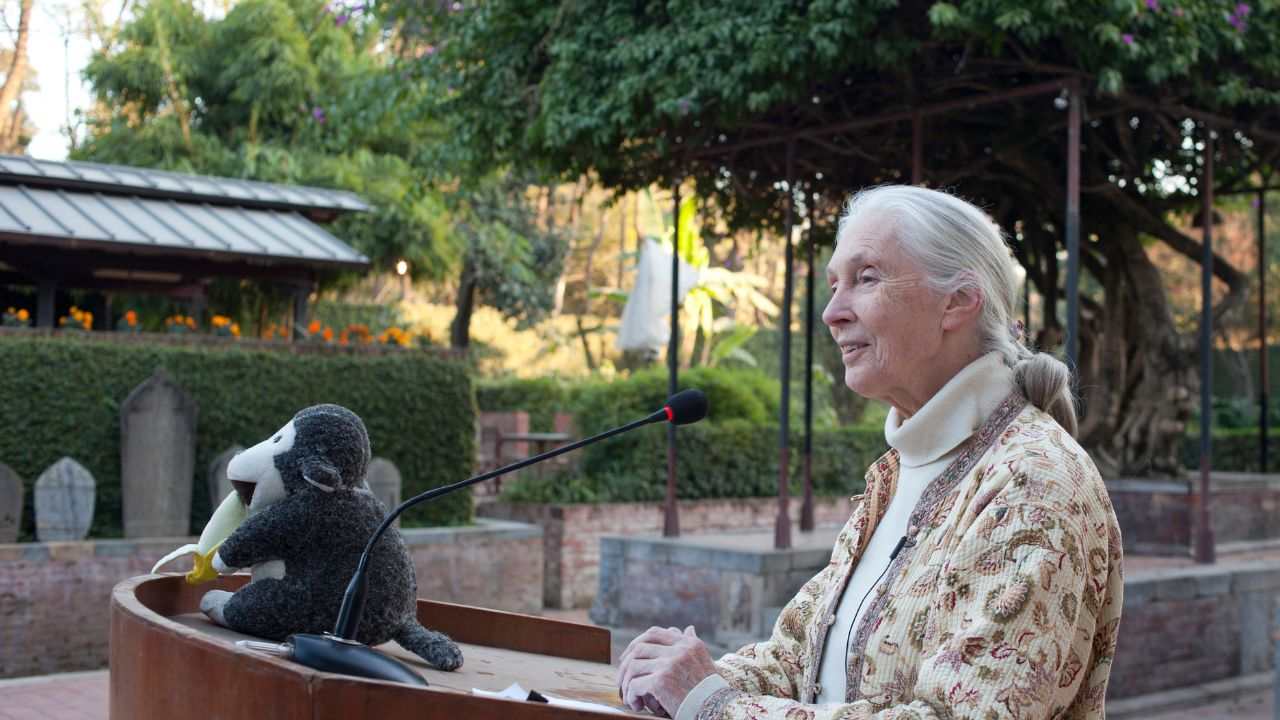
836, 185, 1078, 436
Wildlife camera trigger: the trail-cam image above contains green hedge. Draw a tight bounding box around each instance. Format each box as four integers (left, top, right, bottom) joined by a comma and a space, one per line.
476, 376, 576, 432
502, 422, 885, 503
1, 335, 474, 540
478, 366, 785, 433
1180, 429, 1280, 473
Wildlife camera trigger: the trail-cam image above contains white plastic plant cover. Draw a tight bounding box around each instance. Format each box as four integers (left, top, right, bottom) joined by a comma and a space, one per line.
616, 237, 701, 352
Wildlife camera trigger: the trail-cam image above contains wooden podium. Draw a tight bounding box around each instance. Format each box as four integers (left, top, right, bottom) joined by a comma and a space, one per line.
111, 575, 647, 719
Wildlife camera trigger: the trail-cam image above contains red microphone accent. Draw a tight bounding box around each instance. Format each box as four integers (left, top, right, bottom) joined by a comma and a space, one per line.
664, 406, 674, 422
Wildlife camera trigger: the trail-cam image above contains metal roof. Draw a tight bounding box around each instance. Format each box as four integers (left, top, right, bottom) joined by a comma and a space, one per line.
0, 184, 370, 271
0, 154, 370, 214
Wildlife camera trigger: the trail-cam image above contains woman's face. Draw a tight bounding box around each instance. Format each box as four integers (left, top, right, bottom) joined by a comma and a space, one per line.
821, 213, 952, 415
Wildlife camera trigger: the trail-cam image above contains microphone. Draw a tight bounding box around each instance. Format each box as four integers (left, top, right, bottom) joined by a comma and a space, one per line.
282, 389, 708, 685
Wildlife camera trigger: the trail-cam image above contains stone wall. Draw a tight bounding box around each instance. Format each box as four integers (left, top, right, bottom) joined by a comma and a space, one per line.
1109, 560, 1280, 698
0, 519, 541, 679
590, 530, 837, 651
478, 497, 857, 609
1108, 474, 1280, 555
591, 533, 1280, 701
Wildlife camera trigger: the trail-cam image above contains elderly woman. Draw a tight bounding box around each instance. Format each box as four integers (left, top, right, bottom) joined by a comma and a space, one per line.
617, 185, 1124, 720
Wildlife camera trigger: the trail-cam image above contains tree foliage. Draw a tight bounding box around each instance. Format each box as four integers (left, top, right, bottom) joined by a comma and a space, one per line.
76, 0, 568, 346
407, 0, 1280, 476
76, 0, 455, 278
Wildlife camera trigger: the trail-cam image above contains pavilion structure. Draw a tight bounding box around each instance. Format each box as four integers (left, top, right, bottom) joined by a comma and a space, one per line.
659, 77, 1274, 565
0, 154, 370, 331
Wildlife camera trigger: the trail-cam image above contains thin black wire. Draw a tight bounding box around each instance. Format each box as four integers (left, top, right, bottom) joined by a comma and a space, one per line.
838, 536, 910, 695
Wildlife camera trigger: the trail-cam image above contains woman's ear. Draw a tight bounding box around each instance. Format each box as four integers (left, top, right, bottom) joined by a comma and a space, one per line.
940, 283, 983, 331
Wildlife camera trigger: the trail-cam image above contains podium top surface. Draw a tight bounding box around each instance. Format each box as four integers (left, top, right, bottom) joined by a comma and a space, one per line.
111, 574, 649, 719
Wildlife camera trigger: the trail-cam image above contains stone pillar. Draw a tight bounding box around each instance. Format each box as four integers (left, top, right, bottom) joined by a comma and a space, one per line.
365, 458, 402, 526
120, 369, 199, 538
0, 462, 23, 543
34, 458, 95, 541
292, 285, 311, 340
36, 279, 56, 329
207, 446, 243, 509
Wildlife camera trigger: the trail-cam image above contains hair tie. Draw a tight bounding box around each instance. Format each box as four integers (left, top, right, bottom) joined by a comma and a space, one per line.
1010, 320, 1026, 344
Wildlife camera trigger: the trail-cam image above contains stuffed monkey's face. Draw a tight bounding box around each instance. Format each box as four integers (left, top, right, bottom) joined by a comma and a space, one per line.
226, 420, 295, 514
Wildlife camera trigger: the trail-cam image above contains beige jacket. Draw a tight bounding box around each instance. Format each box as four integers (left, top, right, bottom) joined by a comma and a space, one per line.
699, 395, 1124, 720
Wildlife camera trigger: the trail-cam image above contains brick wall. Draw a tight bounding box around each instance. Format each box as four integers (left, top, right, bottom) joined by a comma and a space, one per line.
478, 497, 857, 609
0, 519, 541, 679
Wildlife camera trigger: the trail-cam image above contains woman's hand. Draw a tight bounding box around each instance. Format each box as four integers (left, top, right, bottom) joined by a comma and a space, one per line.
617, 625, 718, 717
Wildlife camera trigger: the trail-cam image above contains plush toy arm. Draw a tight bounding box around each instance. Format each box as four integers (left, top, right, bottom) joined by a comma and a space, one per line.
215, 496, 304, 570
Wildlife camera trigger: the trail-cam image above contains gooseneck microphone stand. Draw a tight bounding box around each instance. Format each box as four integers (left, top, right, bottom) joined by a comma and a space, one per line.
284, 389, 709, 685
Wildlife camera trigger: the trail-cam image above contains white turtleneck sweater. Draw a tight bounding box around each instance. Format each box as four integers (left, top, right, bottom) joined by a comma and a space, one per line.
676, 352, 1014, 717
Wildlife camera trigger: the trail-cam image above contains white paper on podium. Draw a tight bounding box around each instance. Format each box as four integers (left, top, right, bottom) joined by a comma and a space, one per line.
472, 682, 625, 715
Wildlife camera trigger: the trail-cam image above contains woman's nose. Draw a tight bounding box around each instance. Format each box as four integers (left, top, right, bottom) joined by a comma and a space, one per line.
822, 295, 850, 327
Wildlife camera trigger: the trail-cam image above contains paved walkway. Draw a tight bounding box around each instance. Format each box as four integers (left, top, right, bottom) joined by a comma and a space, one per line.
0, 665, 1272, 719
0, 670, 107, 720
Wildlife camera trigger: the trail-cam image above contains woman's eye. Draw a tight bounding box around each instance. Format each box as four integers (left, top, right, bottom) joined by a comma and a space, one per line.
858, 272, 878, 284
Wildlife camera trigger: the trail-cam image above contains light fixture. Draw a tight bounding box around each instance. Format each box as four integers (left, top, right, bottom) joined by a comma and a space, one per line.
395, 260, 408, 276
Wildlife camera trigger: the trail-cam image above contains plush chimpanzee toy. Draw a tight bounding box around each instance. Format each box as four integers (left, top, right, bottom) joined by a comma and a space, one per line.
196, 404, 462, 671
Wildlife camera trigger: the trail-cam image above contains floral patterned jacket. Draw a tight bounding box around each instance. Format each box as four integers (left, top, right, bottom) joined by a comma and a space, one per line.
699, 395, 1124, 720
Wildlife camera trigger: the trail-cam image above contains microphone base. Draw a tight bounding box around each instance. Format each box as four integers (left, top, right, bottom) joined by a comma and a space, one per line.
289, 633, 429, 687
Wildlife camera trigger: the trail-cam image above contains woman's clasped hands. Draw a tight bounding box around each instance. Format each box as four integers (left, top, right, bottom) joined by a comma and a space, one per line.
616, 625, 719, 717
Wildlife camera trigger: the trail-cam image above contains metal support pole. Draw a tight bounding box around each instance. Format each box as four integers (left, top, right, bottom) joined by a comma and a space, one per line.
1260, 189, 1270, 472
664, 184, 681, 537
1065, 83, 1081, 372
801, 209, 815, 533
1196, 129, 1216, 564
776, 143, 796, 550
911, 112, 923, 185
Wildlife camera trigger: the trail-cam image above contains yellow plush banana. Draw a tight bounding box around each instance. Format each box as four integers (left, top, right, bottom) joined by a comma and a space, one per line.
151, 490, 247, 584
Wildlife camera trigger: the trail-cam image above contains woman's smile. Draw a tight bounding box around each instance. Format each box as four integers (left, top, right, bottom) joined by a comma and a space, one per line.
838, 340, 870, 361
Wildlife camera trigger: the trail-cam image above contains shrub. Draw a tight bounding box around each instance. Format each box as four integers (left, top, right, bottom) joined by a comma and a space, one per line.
1180, 428, 1280, 473
0, 335, 474, 540
502, 422, 886, 503
476, 376, 577, 431
570, 366, 778, 433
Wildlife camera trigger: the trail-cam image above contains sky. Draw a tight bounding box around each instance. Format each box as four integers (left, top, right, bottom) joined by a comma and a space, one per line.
21, 0, 95, 160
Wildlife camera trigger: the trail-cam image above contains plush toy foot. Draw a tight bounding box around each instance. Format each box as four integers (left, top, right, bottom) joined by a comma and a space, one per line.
200, 590, 234, 627
397, 624, 463, 671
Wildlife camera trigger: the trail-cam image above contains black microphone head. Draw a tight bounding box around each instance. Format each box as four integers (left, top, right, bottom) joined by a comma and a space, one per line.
663, 389, 708, 425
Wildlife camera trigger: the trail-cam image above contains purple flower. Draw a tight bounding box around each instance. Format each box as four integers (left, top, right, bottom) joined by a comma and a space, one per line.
1122, 33, 1135, 45
1229, 3, 1251, 31
334, 13, 348, 26
312, 106, 326, 123
424, 44, 437, 55
1145, 0, 1159, 10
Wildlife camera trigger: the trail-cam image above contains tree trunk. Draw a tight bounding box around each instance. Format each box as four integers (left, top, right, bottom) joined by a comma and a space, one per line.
0, 0, 32, 153
450, 257, 477, 349
1077, 221, 1197, 478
